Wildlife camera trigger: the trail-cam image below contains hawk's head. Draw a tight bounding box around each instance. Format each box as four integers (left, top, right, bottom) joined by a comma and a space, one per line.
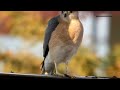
60, 11, 79, 23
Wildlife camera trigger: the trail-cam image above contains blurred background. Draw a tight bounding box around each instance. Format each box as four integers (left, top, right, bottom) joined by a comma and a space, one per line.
0, 11, 120, 77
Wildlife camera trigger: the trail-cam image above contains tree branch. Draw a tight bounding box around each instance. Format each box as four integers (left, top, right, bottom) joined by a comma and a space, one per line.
0, 72, 117, 79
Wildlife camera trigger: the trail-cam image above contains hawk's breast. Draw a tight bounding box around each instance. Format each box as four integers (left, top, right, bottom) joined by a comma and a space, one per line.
48, 19, 83, 63
49, 19, 83, 50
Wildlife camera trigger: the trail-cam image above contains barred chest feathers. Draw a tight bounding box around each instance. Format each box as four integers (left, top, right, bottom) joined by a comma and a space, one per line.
49, 19, 83, 49
68, 19, 83, 45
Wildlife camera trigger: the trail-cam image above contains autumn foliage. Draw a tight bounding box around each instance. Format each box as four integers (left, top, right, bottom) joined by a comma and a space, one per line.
0, 11, 120, 77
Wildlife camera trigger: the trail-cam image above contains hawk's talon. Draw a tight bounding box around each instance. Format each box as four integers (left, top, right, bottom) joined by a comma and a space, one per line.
64, 74, 76, 78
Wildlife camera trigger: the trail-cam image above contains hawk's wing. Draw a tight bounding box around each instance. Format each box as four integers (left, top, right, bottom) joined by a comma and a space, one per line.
43, 15, 60, 59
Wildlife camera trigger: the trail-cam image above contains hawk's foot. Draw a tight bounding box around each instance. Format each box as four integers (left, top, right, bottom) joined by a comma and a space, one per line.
53, 72, 64, 77
64, 74, 76, 79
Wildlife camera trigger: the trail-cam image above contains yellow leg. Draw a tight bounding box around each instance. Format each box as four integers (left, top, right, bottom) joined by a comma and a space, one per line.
65, 61, 69, 74
54, 61, 64, 76
64, 61, 75, 78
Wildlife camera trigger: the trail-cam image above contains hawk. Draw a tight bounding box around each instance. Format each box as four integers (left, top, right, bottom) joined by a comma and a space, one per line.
40, 11, 84, 76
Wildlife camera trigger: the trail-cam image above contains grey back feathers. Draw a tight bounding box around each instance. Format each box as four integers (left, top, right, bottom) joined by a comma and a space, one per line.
43, 15, 60, 59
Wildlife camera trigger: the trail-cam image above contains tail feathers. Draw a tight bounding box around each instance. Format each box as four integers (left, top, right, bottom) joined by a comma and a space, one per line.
40, 58, 45, 74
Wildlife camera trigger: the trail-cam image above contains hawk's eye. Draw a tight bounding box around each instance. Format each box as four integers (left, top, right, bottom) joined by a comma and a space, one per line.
70, 11, 72, 13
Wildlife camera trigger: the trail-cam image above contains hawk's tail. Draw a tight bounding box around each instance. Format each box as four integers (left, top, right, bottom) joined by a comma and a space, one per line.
40, 58, 45, 74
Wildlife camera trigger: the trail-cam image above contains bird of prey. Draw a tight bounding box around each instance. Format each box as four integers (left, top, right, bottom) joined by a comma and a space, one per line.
40, 11, 84, 76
